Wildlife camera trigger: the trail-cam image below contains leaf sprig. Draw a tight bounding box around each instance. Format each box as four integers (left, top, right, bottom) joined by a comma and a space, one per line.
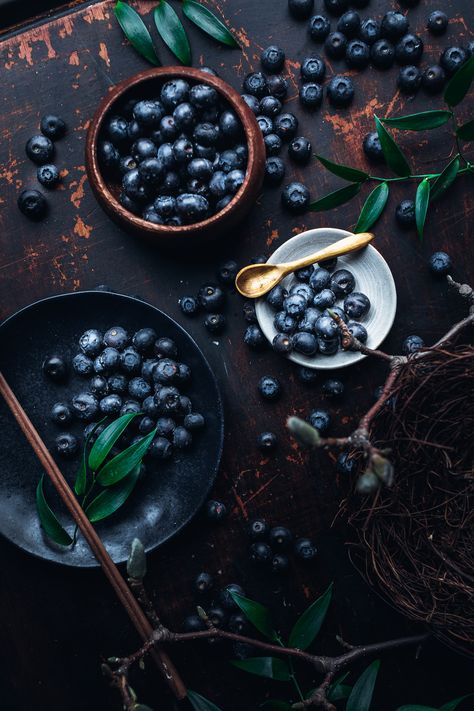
37, 413, 154, 546
114, 0, 239, 67
311, 55, 474, 240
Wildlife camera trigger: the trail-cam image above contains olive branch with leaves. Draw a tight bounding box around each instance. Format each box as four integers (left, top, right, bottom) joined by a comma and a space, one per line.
309, 55, 474, 240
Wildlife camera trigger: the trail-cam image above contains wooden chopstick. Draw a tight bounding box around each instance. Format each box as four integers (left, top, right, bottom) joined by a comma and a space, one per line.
0, 371, 187, 701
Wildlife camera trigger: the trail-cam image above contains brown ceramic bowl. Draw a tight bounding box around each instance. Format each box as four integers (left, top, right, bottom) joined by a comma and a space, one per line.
85, 66, 265, 248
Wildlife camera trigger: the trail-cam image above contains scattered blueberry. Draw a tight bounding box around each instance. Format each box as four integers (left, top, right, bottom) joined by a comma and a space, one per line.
371, 38, 395, 69
395, 199, 416, 229
281, 181, 310, 213
288, 136, 312, 165
50, 402, 73, 427
272, 553, 290, 573
429, 251, 452, 276
250, 541, 273, 564
261, 45, 285, 73
294, 537, 317, 561
309, 14, 331, 42
363, 132, 384, 163
40, 114, 66, 140
398, 65, 422, 94
244, 324, 267, 349
257, 431, 278, 452
269, 525, 293, 550
55, 432, 79, 458
204, 313, 226, 334
337, 10, 361, 38
309, 409, 330, 433
402, 334, 425, 355
17, 189, 48, 220
288, 0, 315, 20
265, 156, 286, 185
258, 376, 281, 400
427, 10, 448, 35
327, 75, 355, 107
336, 451, 357, 474
395, 34, 424, 66
42, 354, 68, 382
299, 82, 323, 109
322, 378, 344, 397
440, 46, 467, 76
194, 572, 214, 595
422, 65, 446, 94
205, 499, 227, 522
324, 31, 348, 60
249, 518, 270, 540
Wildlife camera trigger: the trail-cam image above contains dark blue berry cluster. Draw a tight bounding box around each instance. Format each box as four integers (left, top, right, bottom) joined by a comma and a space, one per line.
98, 75, 248, 226
179, 259, 240, 334
42, 326, 204, 463
18, 115, 66, 220
182, 580, 251, 646
248, 518, 317, 573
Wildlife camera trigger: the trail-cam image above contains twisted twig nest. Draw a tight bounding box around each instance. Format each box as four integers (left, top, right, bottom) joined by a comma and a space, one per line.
347, 345, 474, 656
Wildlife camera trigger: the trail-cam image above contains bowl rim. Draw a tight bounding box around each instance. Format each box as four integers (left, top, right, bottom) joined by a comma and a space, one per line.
255, 227, 398, 370
85, 66, 264, 237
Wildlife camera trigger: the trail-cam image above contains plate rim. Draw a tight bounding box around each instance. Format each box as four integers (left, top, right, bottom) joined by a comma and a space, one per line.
0, 290, 224, 568
255, 227, 397, 370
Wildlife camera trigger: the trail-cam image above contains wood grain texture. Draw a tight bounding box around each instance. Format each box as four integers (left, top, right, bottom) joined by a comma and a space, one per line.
0, 1, 473, 709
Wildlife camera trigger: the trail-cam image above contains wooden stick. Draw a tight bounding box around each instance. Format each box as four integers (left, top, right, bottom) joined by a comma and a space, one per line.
0, 371, 187, 702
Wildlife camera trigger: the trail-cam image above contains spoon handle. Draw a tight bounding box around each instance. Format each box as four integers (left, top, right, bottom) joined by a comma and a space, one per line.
283, 232, 374, 272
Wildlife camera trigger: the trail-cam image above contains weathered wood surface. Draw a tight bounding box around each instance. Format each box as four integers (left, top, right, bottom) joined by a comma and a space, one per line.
0, 1, 473, 709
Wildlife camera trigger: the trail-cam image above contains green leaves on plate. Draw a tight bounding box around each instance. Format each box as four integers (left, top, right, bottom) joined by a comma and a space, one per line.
316, 155, 369, 182
309, 182, 361, 212
444, 54, 474, 107
346, 660, 380, 711
457, 118, 474, 141
374, 115, 411, 177
183, 0, 239, 47
232, 657, 291, 681
36, 475, 73, 546
114, 1, 160, 66
96, 429, 156, 486
355, 182, 389, 233
74, 417, 106, 496
415, 178, 431, 240
288, 582, 333, 650
88, 413, 139, 472
230, 591, 278, 641
381, 110, 452, 131
154, 1, 191, 65
188, 689, 223, 711
430, 155, 460, 202
85, 464, 141, 522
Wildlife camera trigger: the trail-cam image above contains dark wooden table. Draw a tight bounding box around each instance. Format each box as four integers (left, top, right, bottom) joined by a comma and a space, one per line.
0, 1, 472, 709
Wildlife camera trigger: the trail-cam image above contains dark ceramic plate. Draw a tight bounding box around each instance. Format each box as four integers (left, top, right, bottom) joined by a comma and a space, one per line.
0, 291, 223, 568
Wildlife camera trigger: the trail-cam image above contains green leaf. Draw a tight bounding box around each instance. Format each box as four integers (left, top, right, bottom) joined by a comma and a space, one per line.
188, 690, 223, 711
96, 429, 156, 486
381, 110, 452, 131
395, 706, 435, 711
85, 465, 141, 523
36, 475, 73, 546
415, 178, 430, 240
440, 694, 474, 711
88, 413, 138, 472
260, 701, 292, 710
327, 672, 352, 702
154, 1, 191, 65
114, 1, 160, 66
316, 155, 369, 182
430, 155, 460, 201
374, 115, 411, 177
74, 417, 106, 495
444, 54, 474, 107
309, 182, 361, 212
230, 591, 278, 641
457, 118, 474, 141
355, 182, 389, 233
182, 0, 239, 47
232, 657, 291, 681
346, 660, 380, 711
288, 583, 333, 650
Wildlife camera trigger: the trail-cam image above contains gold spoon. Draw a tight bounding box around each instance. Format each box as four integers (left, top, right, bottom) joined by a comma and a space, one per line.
235, 232, 375, 298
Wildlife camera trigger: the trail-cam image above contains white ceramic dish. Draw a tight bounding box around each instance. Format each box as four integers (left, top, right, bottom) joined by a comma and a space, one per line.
255, 227, 397, 370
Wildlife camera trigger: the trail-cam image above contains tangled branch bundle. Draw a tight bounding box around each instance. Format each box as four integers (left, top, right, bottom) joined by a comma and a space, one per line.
349, 346, 474, 656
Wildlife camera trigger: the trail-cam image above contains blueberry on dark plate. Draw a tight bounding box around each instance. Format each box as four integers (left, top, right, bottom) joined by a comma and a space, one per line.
281, 181, 310, 213
429, 251, 452, 276
274, 113, 299, 142
128, 376, 152, 400
422, 65, 446, 94
313, 288, 336, 309
95, 346, 121, 374
108, 373, 128, 395
324, 31, 347, 60
242, 72, 268, 98
310, 267, 331, 292
330, 269, 355, 297
336, 451, 357, 474
315, 314, 339, 340
184, 412, 205, 431
295, 537, 317, 561
131, 328, 156, 355
261, 45, 285, 73
25, 134, 54, 165
269, 525, 293, 550
148, 436, 173, 460
198, 283, 225, 312
17, 189, 48, 220
244, 324, 267, 349
292, 331, 318, 355
137, 416, 155, 435
427, 10, 448, 36
266, 74, 289, 100
217, 259, 238, 285
371, 39, 395, 69
322, 378, 344, 397
141, 394, 158, 418
267, 284, 287, 309
298, 366, 318, 384
265, 156, 286, 185
288, 0, 314, 20
347, 321, 368, 344
395, 199, 416, 229
176, 193, 209, 223
274, 311, 298, 334
205, 499, 227, 522
257, 431, 278, 452
99, 393, 122, 415
155, 416, 175, 437
299, 82, 323, 109
153, 358, 178, 384
133, 99, 164, 127
79, 329, 102, 357
259, 96, 282, 119
50, 402, 73, 427
309, 14, 330, 42
42, 354, 68, 382
288, 136, 312, 165
301, 54, 326, 82
173, 426, 192, 449
440, 46, 467, 76
72, 353, 94, 377
204, 313, 226, 334
272, 554, 289, 573
104, 326, 129, 350
309, 408, 330, 433
337, 10, 361, 38
72, 391, 99, 421
40, 114, 66, 140
241, 93, 260, 115
318, 337, 339, 355
344, 291, 370, 319
402, 334, 425, 355
346, 39, 370, 69
327, 75, 354, 108
359, 18, 380, 45
258, 375, 281, 400
398, 65, 422, 94
395, 33, 424, 65
249, 541, 272, 564
380, 11, 409, 41
90, 375, 108, 397
37, 164, 60, 189
249, 518, 269, 540
55, 432, 79, 458
194, 572, 214, 595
